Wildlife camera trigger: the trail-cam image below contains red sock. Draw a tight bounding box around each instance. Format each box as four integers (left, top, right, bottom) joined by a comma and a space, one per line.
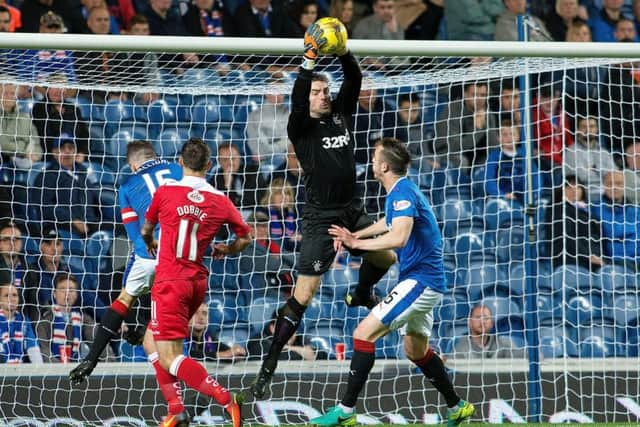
150, 354, 184, 415
172, 355, 231, 407
111, 299, 129, 317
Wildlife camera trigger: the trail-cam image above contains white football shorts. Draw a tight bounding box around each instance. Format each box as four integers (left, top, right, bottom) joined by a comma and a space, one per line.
123, 254, 157, 297
371, 278, 443, 338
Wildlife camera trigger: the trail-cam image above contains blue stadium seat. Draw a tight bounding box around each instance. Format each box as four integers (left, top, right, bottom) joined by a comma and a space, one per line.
152, 128, 190, 159
440, 198, 473, 238
496, 225, 526, 263
86, 162, 116, 187
537, 293, 561, 326
217, 324, 251, 348
434, 295, 470, 323
566, 295, 603, 326
319, 267, 353, 301
551, 264, 593, 298
456, 262, 498, 302
86, 230, 112, 257
247, 296, 280, 336
597, 263, 631, 294
146, 99, 177, 124
578, 325, 618, 357
539, 326, 578, 358
104, 100, 134, 125
484, 198, 524, 231
180, 68, 221, 87
207, 296, 226, 329
612, 293, 640, 327
508, 263, 526, 296
191, 99, 220, 131
453, 232, 484, 267
307, 325, 347, 359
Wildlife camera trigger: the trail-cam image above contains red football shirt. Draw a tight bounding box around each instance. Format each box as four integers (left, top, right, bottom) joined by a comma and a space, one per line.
145, 176, 251, 282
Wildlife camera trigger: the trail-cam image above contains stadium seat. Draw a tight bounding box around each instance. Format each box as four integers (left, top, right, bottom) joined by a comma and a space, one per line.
484, 198, 524, 231
247, 296, 280, 336
539, 326, 578, 358
440, 198, 473, 238
152, 128, 190, 160
307, 325, 347, 359
146, 99, 177, 124
537, 294, 561, 326
481, 296, 523, 333
456, 261, 498, 302
508, 263, 527, 296
577, 325, 618, 357
496, 225, 526, 263
86, 162, 116, 187
180, 68, 221, 87
191, 98, 220, 131
565, 295, 603, 326
596, 263, 631, 294
217, 324, 251, 348
612, 293, 640, 327
434, 295, 470, 323
551, 264, 593, 298
104, 100, 134, 125
453, 232, 485, 267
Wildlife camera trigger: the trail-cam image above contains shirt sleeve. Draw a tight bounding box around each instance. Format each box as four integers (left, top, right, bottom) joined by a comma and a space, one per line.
118, 186, 142, 239
145, 187, 162, 225
387, 187, 417, 221
225, 197, 251, 237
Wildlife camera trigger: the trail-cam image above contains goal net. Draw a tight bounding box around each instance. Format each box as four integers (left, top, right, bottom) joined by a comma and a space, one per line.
0, 37, 639, 425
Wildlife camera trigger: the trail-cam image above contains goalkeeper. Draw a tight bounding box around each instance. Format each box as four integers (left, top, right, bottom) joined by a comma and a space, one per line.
312, 138, 474, 427
249, 21, 396, 399
69, 141, 182, 384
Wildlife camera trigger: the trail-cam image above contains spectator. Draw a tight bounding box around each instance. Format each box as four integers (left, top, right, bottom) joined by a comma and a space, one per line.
0, 6, 12, 33
0, 2, 22, 32
290, 0, 318, 34
258, 177, 300, 252
13, 12, 77, 82
591, 170, 640, 269
589, 0, 630, 42
329, 0, 354, 34
246, 83, 290, 164
484, 119, 541, 204
182, 0, 233, 37
402, 0, 443, 41
495, 0, 551, 41
184, 302, 247, 362
451, 304, 525, 359
566, 17, 593, 41
352, 0, 403, 39
434, 81, 497, 171
352, 84, 383, 165
546, 175, 604, 271
493, 79, 521, 125
635, 0, 640, 35
382, 93, 437, 172
36, 274, 114, 363
231, 0, 300, 37
564, 116, 618, 193
210, 142, 265, 209
270, 142, 305, 208
31, 134, 99, 236
0, 283, 43, 364
532, 85, 574, 172
239, 211, 296, 299
75, 5, 119, 86
80, 0, 120, 34
23, 227, 69, 321
113, 14, 161, 88
0, 81, 42, 168
546, 0, 580, 41
614, 16, 639, 39
0, 221, 27, 290
31, 73, 89, 158
247, 310, 327, 361
19, 0, 86, 33
444, 0, 504, 40
623, 142, 640, 204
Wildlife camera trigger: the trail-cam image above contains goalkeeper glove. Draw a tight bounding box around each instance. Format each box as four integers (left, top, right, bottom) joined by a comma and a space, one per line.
303, 22, 327, 69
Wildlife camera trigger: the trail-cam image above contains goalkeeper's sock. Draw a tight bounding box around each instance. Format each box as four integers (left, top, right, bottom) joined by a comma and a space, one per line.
84, 300, 128, 363
263, 297, 306, 372
340, 339, 375, 408
411, 348, 460, 408
149, 352, 184, 415
171, 355, 232, 407
355, 260, 388, 296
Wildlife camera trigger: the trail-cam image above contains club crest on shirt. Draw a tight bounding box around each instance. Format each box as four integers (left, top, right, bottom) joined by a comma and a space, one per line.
312, 260, 323, 272
187, 190, 205, 203
393, 200, 411, 211
332, 114, 342, 126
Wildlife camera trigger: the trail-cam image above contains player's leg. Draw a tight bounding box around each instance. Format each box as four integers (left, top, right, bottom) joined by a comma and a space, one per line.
402, 293, 475, 426
249, 274, 321, 399
310, 314, 388, 427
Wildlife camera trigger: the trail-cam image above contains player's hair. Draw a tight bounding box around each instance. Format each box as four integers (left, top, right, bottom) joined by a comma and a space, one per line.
0, 220, 20, 234
329, 0, 352, 21
375, 137, 411, 176
311, 73, 329, 84
126, 140, 157, 163
129, 13, 148, 28
0, 5, 10, 15
261, 177, 295, 207
53, 273, 79, 289
398, 93, 420, 106
181, 138, 211, 172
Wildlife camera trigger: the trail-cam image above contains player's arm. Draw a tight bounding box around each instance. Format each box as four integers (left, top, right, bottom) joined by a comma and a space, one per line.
330, 216, 413, 251
118, 188, 146, 253
352, 217, 388, 239
334, 52, 362, 117
213, 198, 253, 258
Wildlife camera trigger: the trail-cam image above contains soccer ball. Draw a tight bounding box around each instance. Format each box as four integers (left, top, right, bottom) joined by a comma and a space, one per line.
315, 17, 348, 56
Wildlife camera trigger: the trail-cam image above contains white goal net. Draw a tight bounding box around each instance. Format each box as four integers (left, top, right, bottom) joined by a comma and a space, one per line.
0, 37, 639, 425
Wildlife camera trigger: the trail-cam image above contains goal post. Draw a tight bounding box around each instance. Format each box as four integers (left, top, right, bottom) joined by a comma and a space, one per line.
0, 33, 639, 425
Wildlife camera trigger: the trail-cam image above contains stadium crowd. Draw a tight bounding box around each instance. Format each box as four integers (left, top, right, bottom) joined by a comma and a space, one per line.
0, 0, 639, 364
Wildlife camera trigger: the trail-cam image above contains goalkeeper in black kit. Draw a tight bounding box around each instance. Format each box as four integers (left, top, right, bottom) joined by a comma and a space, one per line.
249, 21, 397, 399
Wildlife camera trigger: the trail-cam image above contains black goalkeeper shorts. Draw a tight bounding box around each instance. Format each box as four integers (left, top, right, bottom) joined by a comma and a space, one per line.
297, 203, 374, 276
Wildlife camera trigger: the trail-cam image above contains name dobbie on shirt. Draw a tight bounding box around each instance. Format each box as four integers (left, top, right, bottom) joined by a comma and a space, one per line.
176, 205, 208, 221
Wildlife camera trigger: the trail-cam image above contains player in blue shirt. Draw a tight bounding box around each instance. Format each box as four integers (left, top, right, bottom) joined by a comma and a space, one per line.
70, 140, 182, 384
312, 138, 475, 427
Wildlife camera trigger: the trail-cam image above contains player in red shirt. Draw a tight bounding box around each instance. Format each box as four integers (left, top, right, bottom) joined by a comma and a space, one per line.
141, 138, 252, 427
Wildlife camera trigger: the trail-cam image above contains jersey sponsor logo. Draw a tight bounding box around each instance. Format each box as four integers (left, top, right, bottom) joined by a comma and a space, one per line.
393, 200, 411, 211
332, 115, 342, 125
187, 190, 205, 203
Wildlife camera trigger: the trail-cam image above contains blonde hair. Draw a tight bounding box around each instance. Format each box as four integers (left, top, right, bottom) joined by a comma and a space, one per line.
329, 0, 352, 21
261, 178, 295, 208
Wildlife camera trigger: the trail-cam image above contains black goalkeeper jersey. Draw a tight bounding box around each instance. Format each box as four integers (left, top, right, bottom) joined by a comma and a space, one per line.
287, 53, 362, 209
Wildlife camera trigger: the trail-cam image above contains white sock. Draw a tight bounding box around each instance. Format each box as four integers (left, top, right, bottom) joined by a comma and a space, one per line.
338, 403, 354, 414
